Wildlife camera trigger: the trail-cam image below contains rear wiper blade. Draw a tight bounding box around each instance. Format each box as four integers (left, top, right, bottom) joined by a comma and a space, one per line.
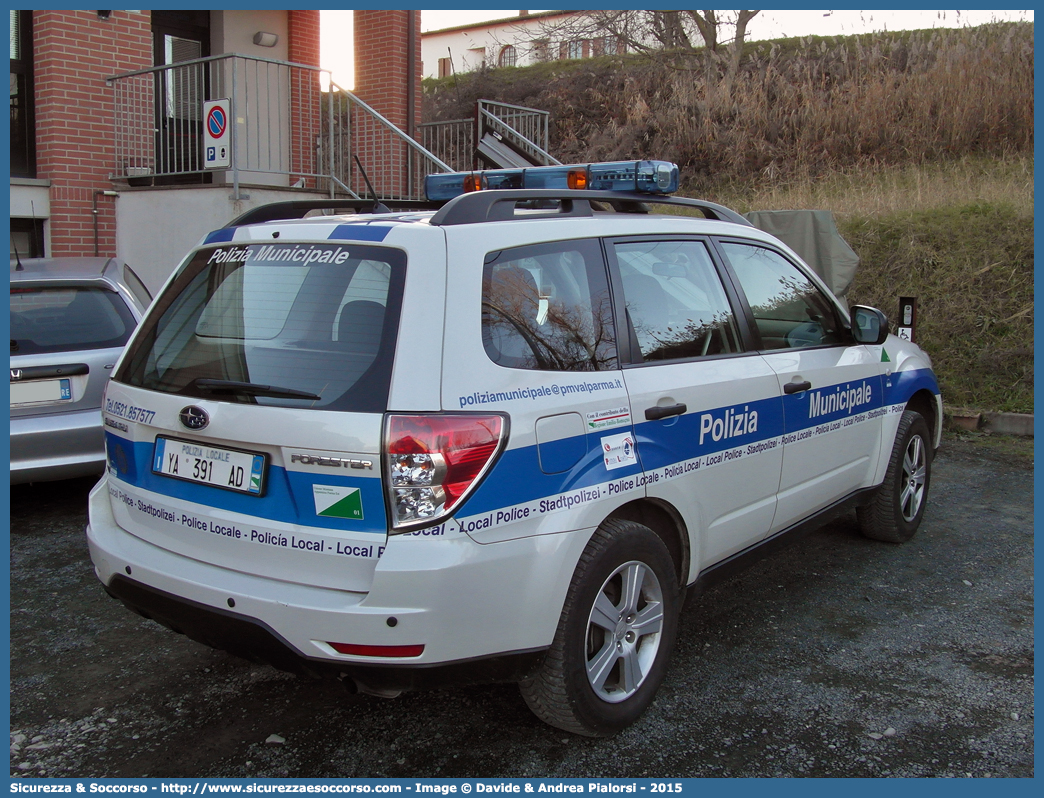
192, 379, 321, 401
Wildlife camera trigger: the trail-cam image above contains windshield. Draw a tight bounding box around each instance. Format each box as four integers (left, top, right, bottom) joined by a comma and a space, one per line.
115, 242, 406, 411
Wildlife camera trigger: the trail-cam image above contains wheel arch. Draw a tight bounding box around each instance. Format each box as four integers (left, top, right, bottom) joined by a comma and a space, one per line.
606, 498, 690, 587
905, 388, 942, 449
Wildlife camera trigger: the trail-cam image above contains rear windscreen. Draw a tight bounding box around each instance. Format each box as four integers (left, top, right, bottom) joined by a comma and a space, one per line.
10, 286, 135, 355
115, 242, 406, 412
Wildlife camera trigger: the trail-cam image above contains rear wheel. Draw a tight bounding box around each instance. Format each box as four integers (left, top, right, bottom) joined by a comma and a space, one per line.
520, 518, 680, 736
858, 409, 932, 543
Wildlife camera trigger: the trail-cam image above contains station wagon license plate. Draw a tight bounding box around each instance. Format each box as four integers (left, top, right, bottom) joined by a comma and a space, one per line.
153, 436, 266, 495
10, 378, 71, 406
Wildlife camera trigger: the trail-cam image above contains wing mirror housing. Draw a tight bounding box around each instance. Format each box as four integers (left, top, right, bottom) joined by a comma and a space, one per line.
850, 305, 890, 345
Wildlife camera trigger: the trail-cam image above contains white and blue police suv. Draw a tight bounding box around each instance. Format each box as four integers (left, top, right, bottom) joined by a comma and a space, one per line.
87, 161, 942, 736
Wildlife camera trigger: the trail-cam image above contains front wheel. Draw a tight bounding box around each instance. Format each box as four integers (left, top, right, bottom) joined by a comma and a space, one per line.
519, 518, 680, 736
858, 409, 933, 543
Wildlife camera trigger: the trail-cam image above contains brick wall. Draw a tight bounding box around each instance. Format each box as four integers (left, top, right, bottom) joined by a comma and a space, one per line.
288, 10, 321, 189
353, 10, 422, 134
288, 9, 320, 67
353, 11, 423, 197
33, 10, 152, 257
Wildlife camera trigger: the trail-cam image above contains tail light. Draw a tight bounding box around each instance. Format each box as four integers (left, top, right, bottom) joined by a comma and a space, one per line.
328, 642, 424, 658
385, 414, 506, 531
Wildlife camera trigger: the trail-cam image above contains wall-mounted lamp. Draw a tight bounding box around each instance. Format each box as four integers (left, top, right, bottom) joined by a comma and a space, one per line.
253, 31, 279, 48
97, 10, 111, 20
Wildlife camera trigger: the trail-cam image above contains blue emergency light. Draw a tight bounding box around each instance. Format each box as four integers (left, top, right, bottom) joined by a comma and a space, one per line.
425, 160, 680, 202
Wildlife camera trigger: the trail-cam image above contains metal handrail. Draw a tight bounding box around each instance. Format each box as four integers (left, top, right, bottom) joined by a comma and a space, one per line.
477, 99, 559, 166
107, 51, 292, 80
420, 99, 559, 171
344, 88, 452, 172
479, 108, 561, 166
107, 53, 452, 201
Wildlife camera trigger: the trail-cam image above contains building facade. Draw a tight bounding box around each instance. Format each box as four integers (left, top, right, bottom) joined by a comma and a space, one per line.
421, 11, 628, 80
9, 9, 322, 289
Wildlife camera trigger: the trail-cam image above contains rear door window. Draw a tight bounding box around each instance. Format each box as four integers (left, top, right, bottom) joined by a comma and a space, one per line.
613, 239, 742, 361
10, 286, 136, 355
115, 243, 405, 412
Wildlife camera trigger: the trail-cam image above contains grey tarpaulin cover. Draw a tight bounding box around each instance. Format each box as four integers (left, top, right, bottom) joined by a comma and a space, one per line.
744, 210, 860, 306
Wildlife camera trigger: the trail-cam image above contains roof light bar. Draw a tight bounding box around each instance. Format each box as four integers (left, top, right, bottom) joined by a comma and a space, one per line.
424, 160, 679, 202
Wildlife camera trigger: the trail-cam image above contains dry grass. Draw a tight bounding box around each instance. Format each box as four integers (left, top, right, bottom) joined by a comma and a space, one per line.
666, 157, 1035, 414
711, 154, 1035, 221
428, 23, 1034, 191
654, 23, 1035, 186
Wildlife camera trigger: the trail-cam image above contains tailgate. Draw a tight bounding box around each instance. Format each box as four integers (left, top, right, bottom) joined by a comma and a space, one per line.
103, 382, 387, 592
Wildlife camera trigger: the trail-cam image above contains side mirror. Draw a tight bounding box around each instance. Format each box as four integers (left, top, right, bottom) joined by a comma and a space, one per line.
851, 305, 889, 345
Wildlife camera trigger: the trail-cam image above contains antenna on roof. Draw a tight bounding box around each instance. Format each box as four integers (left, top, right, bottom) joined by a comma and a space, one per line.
12, 201, 37, 270
352, 155, 391, 214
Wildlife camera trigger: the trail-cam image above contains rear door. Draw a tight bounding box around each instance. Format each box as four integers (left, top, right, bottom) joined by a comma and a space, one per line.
438, 225, 638, 544
607, 236, 785, 574
106, 238, 410, 592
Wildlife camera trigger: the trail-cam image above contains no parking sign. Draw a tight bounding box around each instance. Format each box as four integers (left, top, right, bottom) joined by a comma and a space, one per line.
203, 99, 231, 169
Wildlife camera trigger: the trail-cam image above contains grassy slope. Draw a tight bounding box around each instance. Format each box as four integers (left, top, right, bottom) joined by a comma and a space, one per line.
713, 156, 1035, 414
425, 25, 1035, 414
844, 201, 1033, 414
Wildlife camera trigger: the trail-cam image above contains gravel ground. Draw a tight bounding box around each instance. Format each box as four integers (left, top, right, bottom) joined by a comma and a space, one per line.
8, 435, 1034, 778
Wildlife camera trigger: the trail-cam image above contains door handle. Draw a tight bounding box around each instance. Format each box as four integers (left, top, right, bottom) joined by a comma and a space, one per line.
645, 403, 687, 420
784, 379, 812, 394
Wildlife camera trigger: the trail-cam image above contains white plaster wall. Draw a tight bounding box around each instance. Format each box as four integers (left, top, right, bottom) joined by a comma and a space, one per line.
9, 182, 51, 256
211, 10, 294, 188
9, 182, 51, 219
114, 185, 324, 293
422, 13, 686, 79
422, 16, 569, 78
212, 10, 289, 62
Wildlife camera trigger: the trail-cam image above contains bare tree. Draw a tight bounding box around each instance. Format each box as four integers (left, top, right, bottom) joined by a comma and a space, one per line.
523, 10, 759, 77
686, 10, 760, 84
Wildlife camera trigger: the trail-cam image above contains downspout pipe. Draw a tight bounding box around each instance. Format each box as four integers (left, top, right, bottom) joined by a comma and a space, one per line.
407, 10, 417, 140
93, 190, 119, 257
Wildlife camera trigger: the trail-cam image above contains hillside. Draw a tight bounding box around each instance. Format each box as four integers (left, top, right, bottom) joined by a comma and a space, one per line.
423, 22, 1033, 193
423, 23, 1035, 415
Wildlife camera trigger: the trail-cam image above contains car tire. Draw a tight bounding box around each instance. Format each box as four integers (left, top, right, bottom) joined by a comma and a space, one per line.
858, 409, 932, 543
519, 518, 680, 737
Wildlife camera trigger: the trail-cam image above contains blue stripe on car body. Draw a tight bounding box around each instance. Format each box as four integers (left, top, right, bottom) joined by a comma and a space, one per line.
105, 432, 387, 535
328, 225, 393, 242
459, 369, 938, 520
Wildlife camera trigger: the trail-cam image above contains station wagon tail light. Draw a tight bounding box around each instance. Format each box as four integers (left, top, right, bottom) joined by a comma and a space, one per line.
424, 160, 679, 201
384, 414, 506, 531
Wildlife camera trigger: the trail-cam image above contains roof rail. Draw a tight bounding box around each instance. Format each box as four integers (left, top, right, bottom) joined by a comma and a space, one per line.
428, 189, 753, 228
226, 199, 439, 228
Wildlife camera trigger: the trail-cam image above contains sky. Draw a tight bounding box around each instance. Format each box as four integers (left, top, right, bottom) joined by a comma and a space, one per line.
320, 9, 1033, 89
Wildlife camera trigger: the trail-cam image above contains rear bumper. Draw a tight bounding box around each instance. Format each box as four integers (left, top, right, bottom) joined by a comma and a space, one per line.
103, 575, 545, 694
86, 476, 591, 681
10, 408, 105, 484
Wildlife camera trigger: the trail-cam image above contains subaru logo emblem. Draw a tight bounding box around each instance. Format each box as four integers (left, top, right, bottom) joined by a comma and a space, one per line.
179, 405, 209, 431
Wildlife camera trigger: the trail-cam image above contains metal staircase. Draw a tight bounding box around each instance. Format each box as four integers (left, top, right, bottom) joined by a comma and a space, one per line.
420, 99, 561, 172
108, 56, 558, 201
